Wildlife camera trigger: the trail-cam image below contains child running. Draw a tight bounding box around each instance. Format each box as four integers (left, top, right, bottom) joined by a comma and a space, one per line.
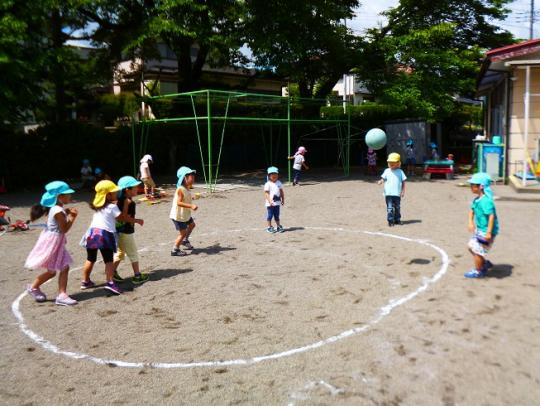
111, 176, 149, 285
139, 154, 155, 197
288, 146, 309, 186
25, 181, 78, 305
378, 153, 407, 226
80, 180, 143, 294
367, 148, 377, 175
264, 166, 285, 233
170, 166, 198, 256
465, 173, 499, 278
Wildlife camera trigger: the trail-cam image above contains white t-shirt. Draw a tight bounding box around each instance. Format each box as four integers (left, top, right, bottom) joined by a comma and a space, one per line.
47, 205, 65, 233
264, 180, 283, 207
90, 203, 121, 233
140, 162, 151, 179
293, 154, 305, 170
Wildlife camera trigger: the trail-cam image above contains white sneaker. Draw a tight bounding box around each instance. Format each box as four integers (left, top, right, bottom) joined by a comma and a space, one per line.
55, 293, 78, 306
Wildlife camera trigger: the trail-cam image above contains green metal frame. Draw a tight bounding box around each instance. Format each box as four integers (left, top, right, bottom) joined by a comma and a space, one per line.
133, 89, 351, 191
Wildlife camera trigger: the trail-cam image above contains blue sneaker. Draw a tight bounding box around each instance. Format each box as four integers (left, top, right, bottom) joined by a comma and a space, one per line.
266, 226, 276, 233
464, 269, 486, 278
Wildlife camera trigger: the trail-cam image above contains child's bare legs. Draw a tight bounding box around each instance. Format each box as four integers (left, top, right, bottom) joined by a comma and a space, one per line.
184, 222, 195, 242
57, 267, 69, 295
104, 262, 115, 283
31, 271, 55, 289
174, 229, 187, 250
468, 248, 485, 270
82, 260, 95, 282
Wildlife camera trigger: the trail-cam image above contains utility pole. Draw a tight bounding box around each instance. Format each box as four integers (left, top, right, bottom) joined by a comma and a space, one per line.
531, 0, 535, 40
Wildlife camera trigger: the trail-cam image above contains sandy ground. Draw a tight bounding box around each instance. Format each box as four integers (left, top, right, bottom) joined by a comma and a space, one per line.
1, 171, 539, 405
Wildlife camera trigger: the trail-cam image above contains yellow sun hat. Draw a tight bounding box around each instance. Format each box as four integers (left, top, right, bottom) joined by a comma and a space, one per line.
93, 180, 120, 207
387, 152, 401, 163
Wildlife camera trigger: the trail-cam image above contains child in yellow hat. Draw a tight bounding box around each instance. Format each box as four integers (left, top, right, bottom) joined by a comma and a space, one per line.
80, 180, 143, 295
377, 153, 407, 226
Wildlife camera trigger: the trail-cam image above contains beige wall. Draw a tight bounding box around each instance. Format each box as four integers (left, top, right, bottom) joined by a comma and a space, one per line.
508, 66, 540, 172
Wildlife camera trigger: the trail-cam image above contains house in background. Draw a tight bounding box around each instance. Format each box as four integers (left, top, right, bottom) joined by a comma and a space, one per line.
477, 38, 540, 187
114, 44, 286, 96
332, 74, 373, 105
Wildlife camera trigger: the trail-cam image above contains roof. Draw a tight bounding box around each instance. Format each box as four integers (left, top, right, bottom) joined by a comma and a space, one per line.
486, 38, 540, 62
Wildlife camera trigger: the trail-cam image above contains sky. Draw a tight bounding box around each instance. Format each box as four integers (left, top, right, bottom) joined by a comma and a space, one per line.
350, 0, 539, 40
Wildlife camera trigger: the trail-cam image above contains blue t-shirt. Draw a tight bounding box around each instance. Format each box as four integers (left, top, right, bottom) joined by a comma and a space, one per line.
381, 168, 407, 196
471, 195, 499, 235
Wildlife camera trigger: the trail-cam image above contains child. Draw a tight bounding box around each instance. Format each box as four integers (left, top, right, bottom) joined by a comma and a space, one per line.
25, 181, 78, 305
264, 166, 285, 233
80, 180, 143, 294
80, 159, 94, 190
465, 173, 499, 278
430, 142, 440, 161
170, 166, 198, 256
139, 154, 155, 197
287, 146, 309, 186
405, 139, 415, 176
367, 148, 377, 175
111, 176, 148, 285
378, 153, 407, 226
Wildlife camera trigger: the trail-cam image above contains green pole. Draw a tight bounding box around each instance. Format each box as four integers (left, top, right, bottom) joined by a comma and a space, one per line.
131, 117, 137, 177
206, 90, 213, 192
346, 102, 351, 176
287, 96, 291, 183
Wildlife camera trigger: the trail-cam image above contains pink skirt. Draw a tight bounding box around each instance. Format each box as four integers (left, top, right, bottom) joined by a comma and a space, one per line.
24, 230, 72, 272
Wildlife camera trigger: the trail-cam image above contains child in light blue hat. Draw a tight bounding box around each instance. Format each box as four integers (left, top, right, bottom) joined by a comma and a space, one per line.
169, 166, 198, 256
25, 181, 79, 305
465, 173, 499, 278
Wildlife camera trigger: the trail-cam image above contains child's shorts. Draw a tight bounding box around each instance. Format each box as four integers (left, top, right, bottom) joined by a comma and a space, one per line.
114, 233, 139, 263
172, 217, 194, 231
468, 232, 495, 257
266, 205, 280, 221
141, 177, 156, 188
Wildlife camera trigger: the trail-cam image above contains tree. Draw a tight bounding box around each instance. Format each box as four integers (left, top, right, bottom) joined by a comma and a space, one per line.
246, 0, 361, 98
357, 0, 515, 120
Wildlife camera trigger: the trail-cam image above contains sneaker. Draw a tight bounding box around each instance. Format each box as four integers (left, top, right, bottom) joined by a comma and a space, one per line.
105, 281, 123, 295
182, 240, 194, 250
464, 269, 486, 279
26, 285, 46, 302
132, 273, 149, 285
276, 225, 285, 233
388, 221, 394, 227
113, 271, 124, 282
266, 226, 276, 233
171, 248, 187, 256
55, 293, 78, 306
80, 280, 96, 290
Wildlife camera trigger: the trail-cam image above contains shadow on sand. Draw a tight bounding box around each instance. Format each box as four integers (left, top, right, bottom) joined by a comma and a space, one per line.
486, 264, 513, 279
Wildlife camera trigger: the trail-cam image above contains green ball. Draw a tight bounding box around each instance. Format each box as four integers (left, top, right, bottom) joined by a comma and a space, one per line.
365, 128, 387, 150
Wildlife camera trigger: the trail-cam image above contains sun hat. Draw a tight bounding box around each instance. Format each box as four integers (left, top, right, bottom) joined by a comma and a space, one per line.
176, 166, 196, 187
40, 181, 75, 208
468, 173, 488, 185
387, 153, 401, 163
95, 167, 102, 175
430, 142, 438, 149
295, 146, 307, 156
406, 139, 414, 146
267, 166, 279, 174
140, 154, 153, 164
117, 176, 141, 190
93, 180, 120, 207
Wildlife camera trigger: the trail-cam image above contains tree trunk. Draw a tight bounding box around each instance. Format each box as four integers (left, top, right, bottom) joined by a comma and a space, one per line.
51, 9, 66, 122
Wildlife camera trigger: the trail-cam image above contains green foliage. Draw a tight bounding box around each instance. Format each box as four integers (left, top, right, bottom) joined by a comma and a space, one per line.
97, 93, 139, 124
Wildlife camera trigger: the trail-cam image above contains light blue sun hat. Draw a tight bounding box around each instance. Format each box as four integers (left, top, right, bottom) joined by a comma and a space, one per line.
117, 176, 141, 190
40, 181, 75, 208
176, 166, 196, 187
469, 172, 493, 197
267, 166, 279, 174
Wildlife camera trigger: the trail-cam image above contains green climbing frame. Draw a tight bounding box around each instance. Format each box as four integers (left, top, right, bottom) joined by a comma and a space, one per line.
132, 89, 351, 191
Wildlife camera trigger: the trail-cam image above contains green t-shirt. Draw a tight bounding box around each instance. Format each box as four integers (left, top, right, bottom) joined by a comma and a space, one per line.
470, 195, 499, 235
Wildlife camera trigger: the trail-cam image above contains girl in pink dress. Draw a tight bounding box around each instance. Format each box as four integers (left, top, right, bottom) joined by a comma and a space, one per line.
25, 181, 79, 305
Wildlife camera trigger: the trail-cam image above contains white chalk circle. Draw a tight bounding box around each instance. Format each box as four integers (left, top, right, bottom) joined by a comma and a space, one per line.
11, 227, 449, 369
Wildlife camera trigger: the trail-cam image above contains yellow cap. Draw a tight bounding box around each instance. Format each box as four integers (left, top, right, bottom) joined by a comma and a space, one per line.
387, 152, 401, 162
93, 180, 120, 207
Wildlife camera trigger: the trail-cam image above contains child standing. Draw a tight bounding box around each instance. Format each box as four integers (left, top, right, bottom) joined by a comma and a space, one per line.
378, 153, 407, 226
139, 154, 155, 197
170, 166, 198, 256
367, 148, 377, 175
405, 139, 415, 176
264, 166, 285, 233
80, 159, 94, 189
465, 173, 499, 278
111, 176, 148, 285
80, 180, 143, 294
288, 146, 309, 186
25, 181, 78, 305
